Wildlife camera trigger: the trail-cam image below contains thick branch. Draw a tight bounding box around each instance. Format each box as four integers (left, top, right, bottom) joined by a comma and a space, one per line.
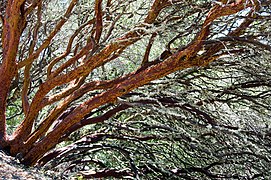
60, 104, 132, 141
0, 0, 26, 146
79, 169, 132, 179
94, 0, 103, 43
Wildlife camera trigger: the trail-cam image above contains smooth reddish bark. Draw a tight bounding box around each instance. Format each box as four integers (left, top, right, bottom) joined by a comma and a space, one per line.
0, 0, 26, 148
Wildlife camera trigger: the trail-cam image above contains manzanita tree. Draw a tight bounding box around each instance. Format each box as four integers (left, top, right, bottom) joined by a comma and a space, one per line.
0, 0, 271, 178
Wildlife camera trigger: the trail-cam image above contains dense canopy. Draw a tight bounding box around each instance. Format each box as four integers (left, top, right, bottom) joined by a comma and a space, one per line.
0, 0, 271, 179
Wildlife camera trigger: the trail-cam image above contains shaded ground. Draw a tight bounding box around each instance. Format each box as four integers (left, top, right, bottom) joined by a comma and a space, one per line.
0, 151, 55, 179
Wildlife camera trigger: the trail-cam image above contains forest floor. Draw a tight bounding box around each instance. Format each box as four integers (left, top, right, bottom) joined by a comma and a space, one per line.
0, 151, 56, 179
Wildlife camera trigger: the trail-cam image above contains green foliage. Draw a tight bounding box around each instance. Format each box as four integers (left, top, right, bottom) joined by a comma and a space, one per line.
6, 100, 23, 135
